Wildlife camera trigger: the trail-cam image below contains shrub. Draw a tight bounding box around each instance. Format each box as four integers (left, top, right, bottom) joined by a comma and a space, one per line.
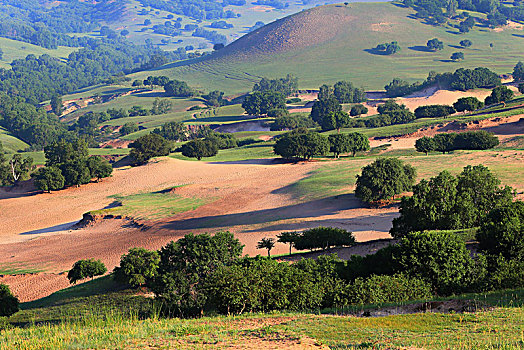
120, 122, 139, 136
0, 284, 19, 317
350, 104, 368, 116
485, 86, 514, 105
67, 259, 107, 284
453, 97, 483, 113
32, 166, 65, 192
266, 108, 289, 118
206, 132, 237, 149
114, 248, 160, 287
355, 158, 416, 204
346, 274, 432, 305
341, 245, 399, 281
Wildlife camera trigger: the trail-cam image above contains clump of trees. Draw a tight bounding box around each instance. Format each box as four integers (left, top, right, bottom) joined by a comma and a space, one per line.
426, 38, 443, 51
414, 104, 455, 118
129, 133, 171, 165
293, 227, 356, 251
253, 75, 298, 96
114, 248, 160, 287
391, 165, 514, 237
242, 91, 286, 116
355, 158, 416, 204
350, 104, 368, 117
450, 52, 464, 61
374, 41, 401, 55
273, 129, 328, 160
181, 139, 218, 160
350, 101, 415, 129
32, 139, 112, 192
328, 132, 369, 158
67, 259, 107, 284
414, 131, 499, 155
153, 121, 189, 142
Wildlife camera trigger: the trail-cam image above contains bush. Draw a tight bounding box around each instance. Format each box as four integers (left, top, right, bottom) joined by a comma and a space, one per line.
294, 227, 356, 251
266, 108, 289, 118
114, 248, 160, 287
477, 201, 524, 260
206, 132, 237, 149
32, 166, 65, 192
67, 259, 107, 284
181, 139, 218, 160
355, 158, 416, 204
0, 284, 19, 317
346, 274, 432, 305
120, 122, 139, 136
397, 231, 476, 295
453, 97, 483, 113
129, 134, 171, 165
341, 245, 399, 281
350, 104, 368, 116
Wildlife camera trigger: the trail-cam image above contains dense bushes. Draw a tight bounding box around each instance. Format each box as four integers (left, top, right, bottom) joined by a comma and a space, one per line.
328, 132, 369, 158
181, 139, 218, 160
355, 158, 416, 204
350, 101, 416, 129
485, 86, 514, 106
391, 165, 515, 237
253, 75, 298, 96
242, 91, 286, 116
414, 131, 499, 154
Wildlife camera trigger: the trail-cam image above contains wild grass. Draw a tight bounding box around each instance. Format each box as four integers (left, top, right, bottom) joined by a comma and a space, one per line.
171, 142, 276, 163
0, 263, 43, 275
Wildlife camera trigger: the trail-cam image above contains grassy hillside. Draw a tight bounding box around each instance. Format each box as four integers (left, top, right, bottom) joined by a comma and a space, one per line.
132, 2, 524, 94
2, 278, 523, 349
0, 37, 77, 69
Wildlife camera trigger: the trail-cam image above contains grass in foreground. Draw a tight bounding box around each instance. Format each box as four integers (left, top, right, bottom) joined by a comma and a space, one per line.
2, 285, 523, 350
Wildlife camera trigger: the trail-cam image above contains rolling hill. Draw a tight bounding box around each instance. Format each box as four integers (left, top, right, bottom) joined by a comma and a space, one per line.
132, 2, 524, 93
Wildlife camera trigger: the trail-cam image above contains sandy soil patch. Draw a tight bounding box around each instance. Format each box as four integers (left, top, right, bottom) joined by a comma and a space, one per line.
371, 22, 397, 32
399, 88, 492, 112
249, 5, 274, 12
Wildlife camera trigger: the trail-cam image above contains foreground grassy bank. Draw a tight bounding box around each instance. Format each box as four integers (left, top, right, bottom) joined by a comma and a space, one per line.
2, 278, 523, 349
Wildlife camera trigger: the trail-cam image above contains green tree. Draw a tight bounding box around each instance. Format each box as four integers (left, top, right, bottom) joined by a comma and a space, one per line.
519, 83, 524, 94
32, 166, 65, 192
241, 91, 286, 116
485, 86, 514, 106
129, 134, 171, 165
114, 248, 160, 287
322, 110, 351, 132
164, 80, 194, 97
44, 139, 88, 166
277, 231, 300, 255
477, 202, 524, 260
86, 156, 113, 182
0, 284, 19, 317
328, 134, 351, 158
67, 259, 107, 284
427, 38, 444, 51
50, 94, 63, 116
350, 104, 368, 116
513, 61, 524, 81
397, 231, 475, 295
120, 122, 139, 136
347, 132, 370, 156
433, 133, 457, 153
453, 96, 484, 113
257, 237, 276, 257
181, 139, 218, 160
152, 232, 244, 316
355, 158, 416, 204
450, 52, 464, 61
415, 136, 435, 155
1, 153, 33, 185
310, 96, 342, 125
153, 121, 188, 141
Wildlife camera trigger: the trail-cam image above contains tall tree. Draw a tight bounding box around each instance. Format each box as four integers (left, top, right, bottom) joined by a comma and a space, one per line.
257, 237, 276, 257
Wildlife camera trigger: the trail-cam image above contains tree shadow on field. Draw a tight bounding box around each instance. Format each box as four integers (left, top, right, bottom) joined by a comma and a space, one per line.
513, 34, 524, 38
20, 221, 79, 236
448, 44, 464, 49
363, 48, 389, 56
133, 91, 168, 98
446, 30, 461, 35
159, 194, 371, 231
408, 45, 434, 52
438, 59, 454, 63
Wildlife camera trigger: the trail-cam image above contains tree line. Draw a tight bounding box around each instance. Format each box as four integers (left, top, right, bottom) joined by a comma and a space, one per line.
415, 130, 499, 155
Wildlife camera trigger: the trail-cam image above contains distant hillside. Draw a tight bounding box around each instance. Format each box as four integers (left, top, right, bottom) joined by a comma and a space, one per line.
133, 2, 524, 93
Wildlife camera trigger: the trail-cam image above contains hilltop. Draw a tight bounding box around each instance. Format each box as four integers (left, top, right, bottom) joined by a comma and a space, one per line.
134, 2, 524, 93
